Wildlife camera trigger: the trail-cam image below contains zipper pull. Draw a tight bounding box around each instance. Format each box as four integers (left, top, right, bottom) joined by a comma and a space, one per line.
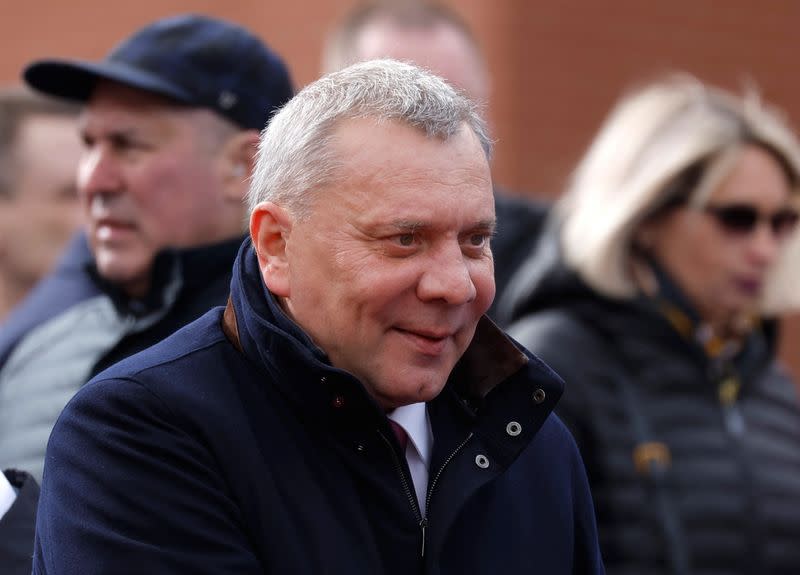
420, 517, 428, 557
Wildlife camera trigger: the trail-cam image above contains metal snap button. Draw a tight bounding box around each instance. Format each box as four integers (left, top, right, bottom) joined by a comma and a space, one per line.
320, 376, 327, 384
506, 421, 522, 436
475, 454, 490, 469
532, 388, 546, 404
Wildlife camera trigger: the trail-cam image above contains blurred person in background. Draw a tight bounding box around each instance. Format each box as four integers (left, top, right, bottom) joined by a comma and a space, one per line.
501, 75, 800, 574
0, 13, 293, 484
0, 89, 81, 574
0, 87, 81, 322
323, 0, 547, 323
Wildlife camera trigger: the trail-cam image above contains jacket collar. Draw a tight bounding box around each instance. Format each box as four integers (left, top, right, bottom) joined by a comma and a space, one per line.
224, 239, 565, 514
88, 235, 245, 317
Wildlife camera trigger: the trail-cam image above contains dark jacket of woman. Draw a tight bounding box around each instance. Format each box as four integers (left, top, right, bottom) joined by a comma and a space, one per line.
503, 230, 800, 575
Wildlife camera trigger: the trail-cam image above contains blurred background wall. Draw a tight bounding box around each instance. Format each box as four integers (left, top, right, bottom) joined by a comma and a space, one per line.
1, 0, 798, 378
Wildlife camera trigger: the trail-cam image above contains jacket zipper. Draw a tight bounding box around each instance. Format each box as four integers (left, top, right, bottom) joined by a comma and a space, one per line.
380, 429, 475, 558
425, 432, 473, 515
379, 430, 425, 556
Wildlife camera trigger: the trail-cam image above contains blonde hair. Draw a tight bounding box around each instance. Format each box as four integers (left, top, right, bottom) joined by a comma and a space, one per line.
559, 74, 800, 314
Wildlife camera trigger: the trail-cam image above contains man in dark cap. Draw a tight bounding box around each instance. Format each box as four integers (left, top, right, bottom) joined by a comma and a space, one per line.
0, 13, 293, 490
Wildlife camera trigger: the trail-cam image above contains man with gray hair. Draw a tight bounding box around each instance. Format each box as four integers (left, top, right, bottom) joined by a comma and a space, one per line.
35, 59, 603, 574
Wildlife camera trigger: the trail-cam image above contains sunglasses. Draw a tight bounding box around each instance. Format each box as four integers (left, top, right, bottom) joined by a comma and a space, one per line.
703, 203, 800, 238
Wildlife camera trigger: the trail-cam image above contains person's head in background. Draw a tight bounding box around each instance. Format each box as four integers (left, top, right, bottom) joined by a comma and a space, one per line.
322, 0, 490, 106
559, 74, 800, 337
23, 14, 293, 299
0, 87, 81, 320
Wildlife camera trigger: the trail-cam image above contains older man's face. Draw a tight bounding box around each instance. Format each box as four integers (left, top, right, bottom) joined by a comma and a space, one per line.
280, 118, 495, 409
77, 81, 236, 297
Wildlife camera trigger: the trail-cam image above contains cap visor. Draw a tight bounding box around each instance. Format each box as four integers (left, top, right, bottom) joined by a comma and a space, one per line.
23, 58, 193, 104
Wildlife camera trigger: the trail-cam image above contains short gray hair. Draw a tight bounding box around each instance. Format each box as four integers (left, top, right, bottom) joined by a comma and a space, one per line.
558, 74, 800, 314
247, 58, 492, 219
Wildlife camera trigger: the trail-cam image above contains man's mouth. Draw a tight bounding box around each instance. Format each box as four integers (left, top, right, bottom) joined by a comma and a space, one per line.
394, 327, 452, 356
94, 218, 136, 242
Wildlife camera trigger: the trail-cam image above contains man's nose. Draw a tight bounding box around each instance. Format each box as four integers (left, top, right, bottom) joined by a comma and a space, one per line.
417, 243, 477, 305
78, 144, 122, 197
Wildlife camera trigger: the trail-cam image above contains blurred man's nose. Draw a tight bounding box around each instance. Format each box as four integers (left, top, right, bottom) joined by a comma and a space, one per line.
417, 242, 477, 305
78, 144, 122, 198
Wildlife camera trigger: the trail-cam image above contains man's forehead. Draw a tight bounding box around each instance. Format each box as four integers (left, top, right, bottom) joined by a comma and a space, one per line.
86, 80, 183, 111
17, 113, 76, 145
79, 81, 210, 134
329, 116, 487, 175
15, 114, 79, 165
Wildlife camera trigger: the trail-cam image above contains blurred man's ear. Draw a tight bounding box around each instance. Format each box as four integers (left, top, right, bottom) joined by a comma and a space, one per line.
221, 130, 260, 202
250, 201, 291, 296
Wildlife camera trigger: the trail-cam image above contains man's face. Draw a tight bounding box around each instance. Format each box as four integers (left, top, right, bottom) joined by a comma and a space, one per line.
275, 118, 495, 409
0, 114, 82, 292
78, 81, 233, 296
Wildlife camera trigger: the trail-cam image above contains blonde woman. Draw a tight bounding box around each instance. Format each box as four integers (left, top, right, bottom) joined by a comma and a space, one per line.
503, 75, 800, 574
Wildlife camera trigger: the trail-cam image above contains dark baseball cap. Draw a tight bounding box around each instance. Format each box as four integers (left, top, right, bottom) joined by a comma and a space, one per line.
23, 13, 294, 131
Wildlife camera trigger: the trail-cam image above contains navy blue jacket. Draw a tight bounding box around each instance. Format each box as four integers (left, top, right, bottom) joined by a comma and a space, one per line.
34, 240, 604, 574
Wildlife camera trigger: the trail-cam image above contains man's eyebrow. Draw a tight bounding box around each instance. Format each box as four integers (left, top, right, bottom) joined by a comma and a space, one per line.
387, 218, 497, 233
474, 218, 497, 232
389, 219, 427, 231
80, 126, 139, 141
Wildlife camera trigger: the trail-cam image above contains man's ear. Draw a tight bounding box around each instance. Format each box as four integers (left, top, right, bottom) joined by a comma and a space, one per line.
250, 201, 292, 297
221, 130, 260, 202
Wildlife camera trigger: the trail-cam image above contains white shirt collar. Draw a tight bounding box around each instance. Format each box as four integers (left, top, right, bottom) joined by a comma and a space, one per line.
387, 402, 432, 466
387, 402, 433, 516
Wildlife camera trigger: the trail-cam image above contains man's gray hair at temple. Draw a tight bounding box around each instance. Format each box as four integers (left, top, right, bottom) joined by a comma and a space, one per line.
248, 58, 493, 219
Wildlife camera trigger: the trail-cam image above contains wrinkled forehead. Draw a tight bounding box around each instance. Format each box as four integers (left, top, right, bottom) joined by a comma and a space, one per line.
315, 117, 492, 219
328, 116, 489, 180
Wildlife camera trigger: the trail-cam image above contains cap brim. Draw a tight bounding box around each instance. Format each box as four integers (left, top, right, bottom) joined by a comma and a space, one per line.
23, 58, 193, 104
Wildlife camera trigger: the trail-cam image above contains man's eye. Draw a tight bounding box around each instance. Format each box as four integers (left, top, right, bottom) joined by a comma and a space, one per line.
398, 233, 415, 246
469, 234, 488, 247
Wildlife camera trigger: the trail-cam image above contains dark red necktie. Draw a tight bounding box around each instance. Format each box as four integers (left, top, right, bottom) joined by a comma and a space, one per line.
389, 420, 409, 452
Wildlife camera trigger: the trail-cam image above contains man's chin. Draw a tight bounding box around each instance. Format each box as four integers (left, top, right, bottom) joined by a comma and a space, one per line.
94, 257, 151, 298
373, 377, 448, 410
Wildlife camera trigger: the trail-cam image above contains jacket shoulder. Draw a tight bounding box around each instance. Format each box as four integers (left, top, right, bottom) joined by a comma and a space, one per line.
96, 308, 228, 382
